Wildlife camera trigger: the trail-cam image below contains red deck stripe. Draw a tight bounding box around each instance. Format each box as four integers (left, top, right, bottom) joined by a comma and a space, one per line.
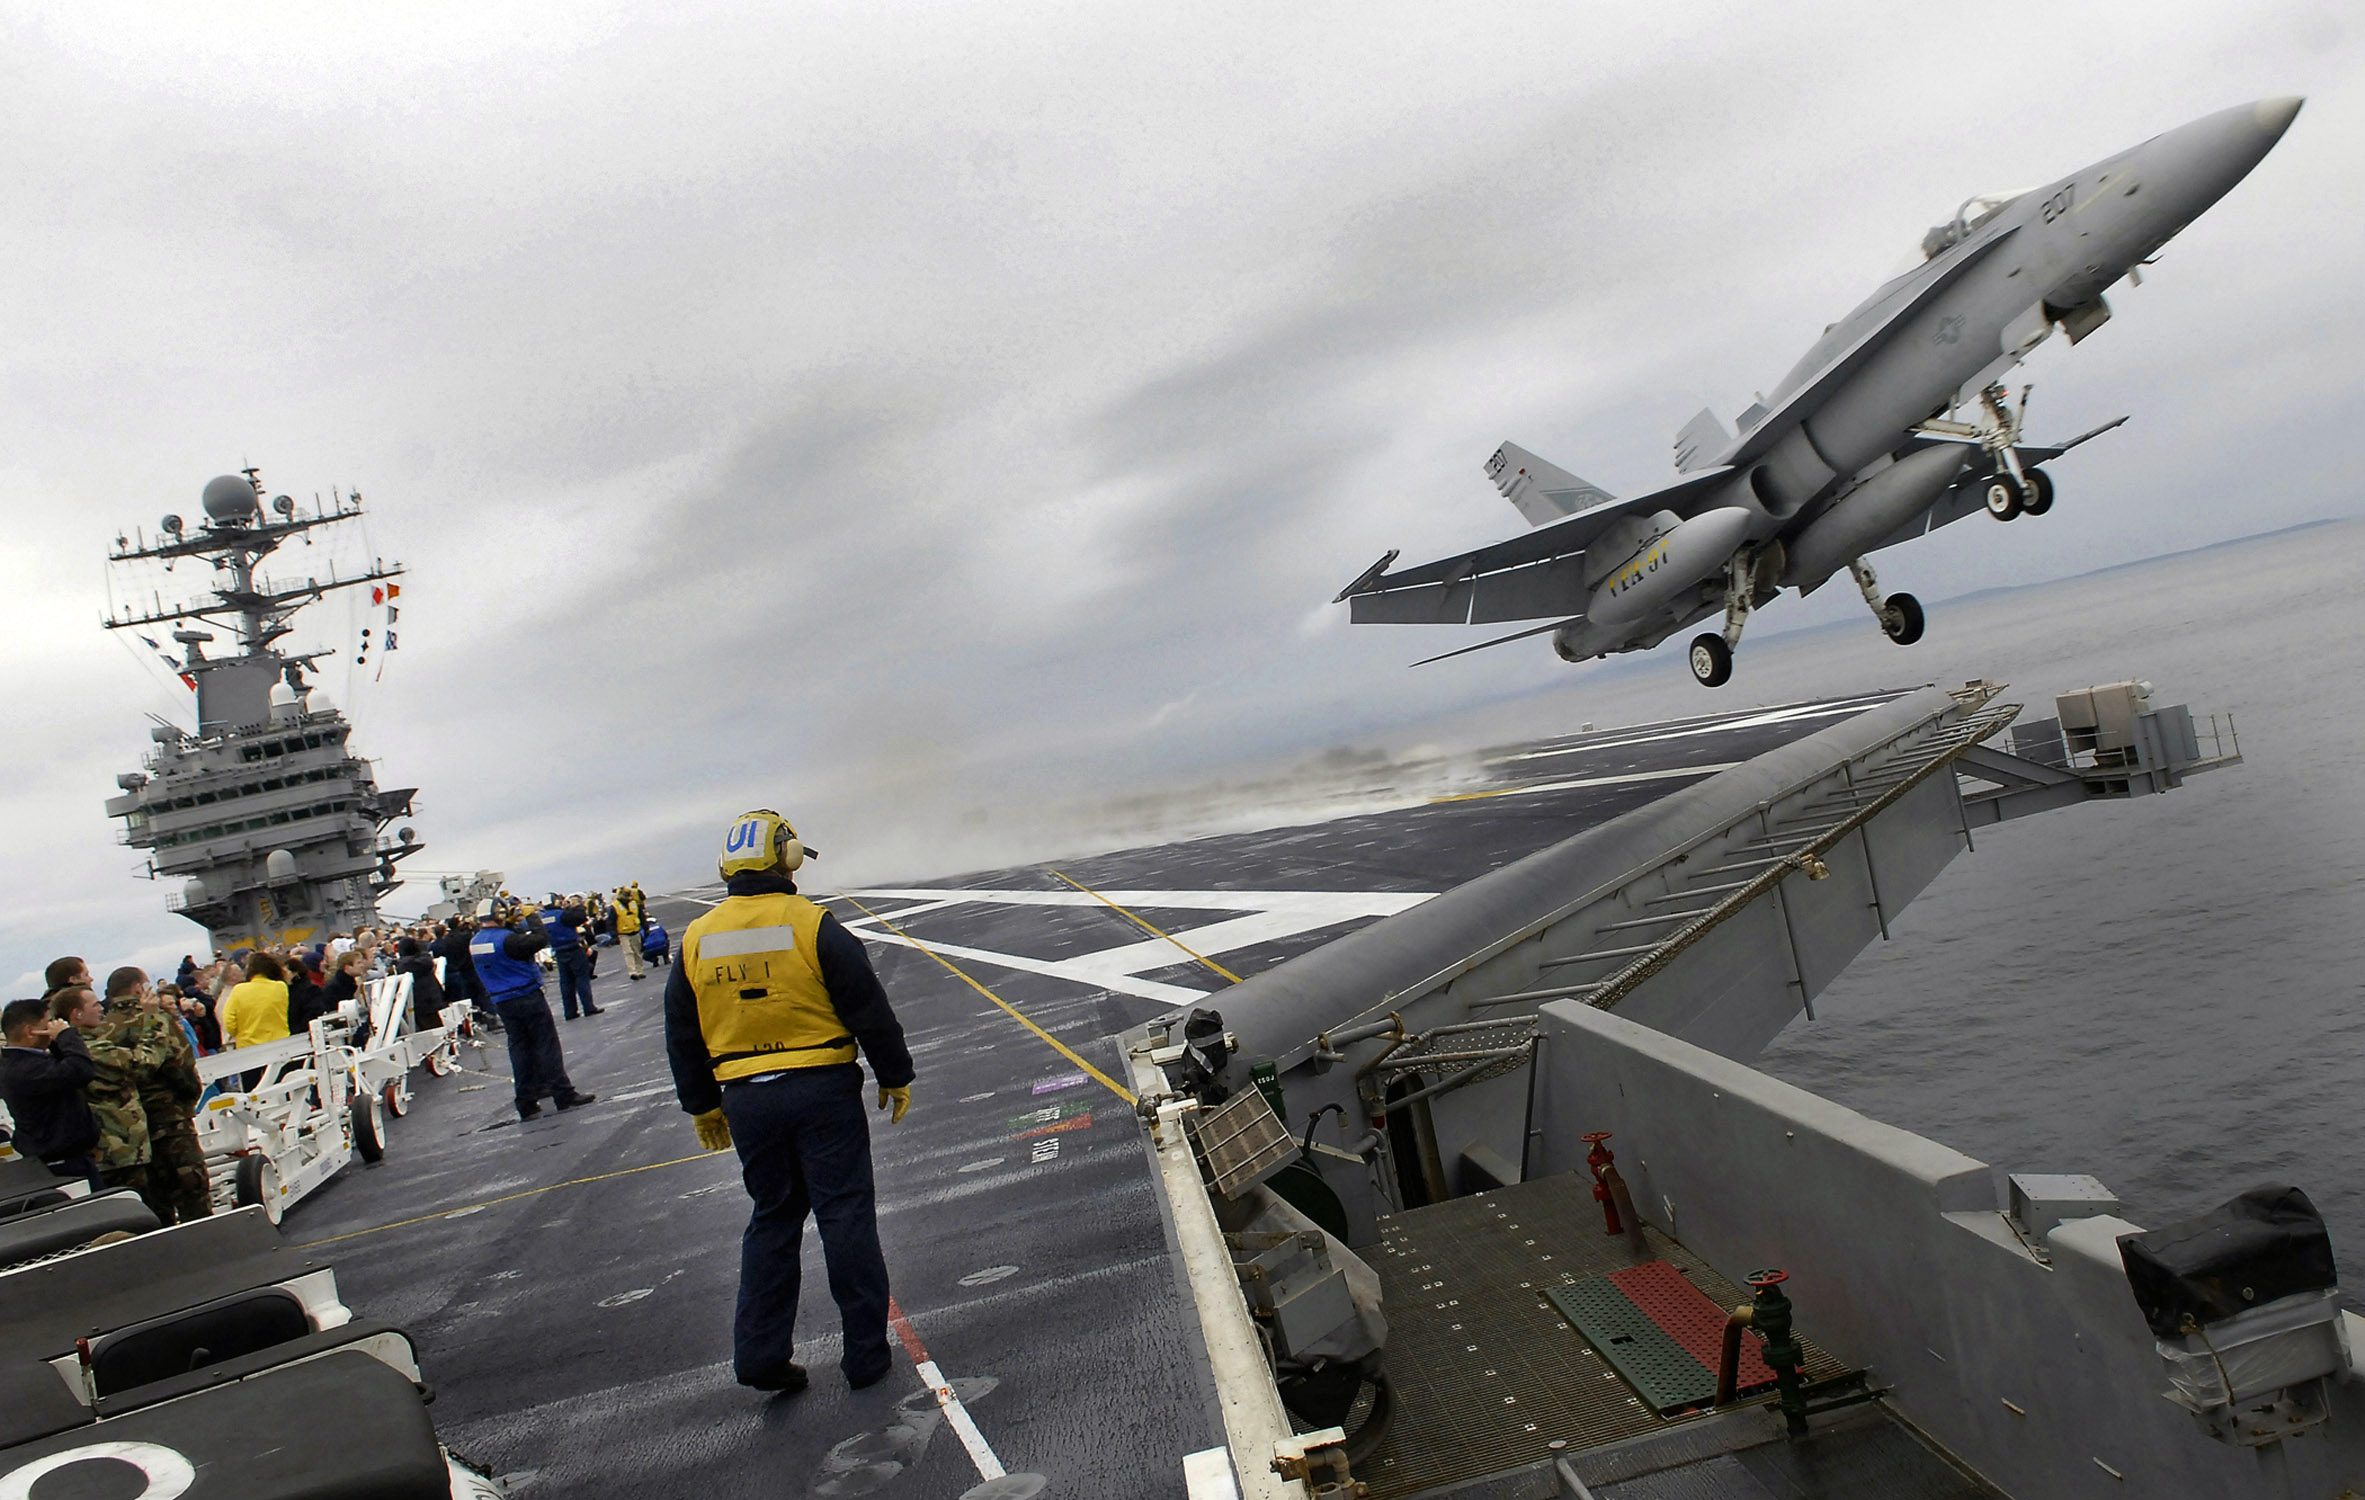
1607, 1261, 1775, 1388
887, 1295, 929, 1365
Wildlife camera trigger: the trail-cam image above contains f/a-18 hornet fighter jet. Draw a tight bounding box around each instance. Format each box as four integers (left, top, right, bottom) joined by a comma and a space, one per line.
1336, 98, 2302, 686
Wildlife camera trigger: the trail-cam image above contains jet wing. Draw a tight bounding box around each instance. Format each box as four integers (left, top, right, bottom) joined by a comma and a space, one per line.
1719, 226, 2024, 468
1337, 466, 1735, 626
1895, 413, 2129, 467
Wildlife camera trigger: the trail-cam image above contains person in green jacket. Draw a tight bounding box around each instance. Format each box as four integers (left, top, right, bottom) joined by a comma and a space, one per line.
48, 986, 152, 1201
104, 967, 210, 1223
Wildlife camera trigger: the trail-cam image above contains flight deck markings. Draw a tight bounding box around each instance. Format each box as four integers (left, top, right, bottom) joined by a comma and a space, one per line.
840, 898, 1137, 1104
1496, 693, 1903, 765
888, 1295, 1011, 1484
833, 887, 1433, 1003
295, 1150, 731, 1249
1049, 867, 1241, 982
1429, 762, 1742, 804
958, 1265, 1020, 1287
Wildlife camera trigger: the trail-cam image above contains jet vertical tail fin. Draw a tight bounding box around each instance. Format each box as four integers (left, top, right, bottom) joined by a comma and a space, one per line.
1672, 409, 1732, 473
1484, 442, 1615, 527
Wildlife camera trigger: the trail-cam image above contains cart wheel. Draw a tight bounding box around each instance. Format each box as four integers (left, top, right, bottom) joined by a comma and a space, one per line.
383, 1080, 409, 1118
351, 1094, 386, 1164
234, 1155, 283, 1227
425, 1045, 454, 1077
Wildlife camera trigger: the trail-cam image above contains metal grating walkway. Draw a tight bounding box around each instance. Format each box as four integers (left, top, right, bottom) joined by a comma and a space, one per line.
1360, 1174, 1853, 1500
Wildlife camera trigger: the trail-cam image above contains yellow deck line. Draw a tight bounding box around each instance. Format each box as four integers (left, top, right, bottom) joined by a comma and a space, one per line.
843, 896, 1137, 1105
1046, 867, 1243, 984
296, 1149, 726, 1249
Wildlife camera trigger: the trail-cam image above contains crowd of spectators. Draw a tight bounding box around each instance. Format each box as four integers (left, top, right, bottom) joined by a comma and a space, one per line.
1, 887, 657, 1209
0, 919, 472, 1209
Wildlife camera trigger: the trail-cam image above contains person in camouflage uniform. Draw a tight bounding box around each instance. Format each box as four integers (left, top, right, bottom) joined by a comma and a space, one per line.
47, 986, 154, 1210
104, 967, 210, 1223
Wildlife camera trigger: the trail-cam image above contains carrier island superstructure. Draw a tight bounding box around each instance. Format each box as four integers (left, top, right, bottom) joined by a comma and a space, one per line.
101, 471, 422, 952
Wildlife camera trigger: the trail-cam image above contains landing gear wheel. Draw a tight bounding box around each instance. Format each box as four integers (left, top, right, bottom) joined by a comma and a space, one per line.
1881, 592, 1925, 645
233, 1155, 283, 1226
2020, 467, 2054, 516
383, 1080, 408, 1118
1688, 633, 1733, 688
1984, 476, 2024, 520
351, 1094, 386, 1164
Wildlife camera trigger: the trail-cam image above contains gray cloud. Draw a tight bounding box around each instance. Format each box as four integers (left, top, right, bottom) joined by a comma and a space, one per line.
3, 1, 2361, 989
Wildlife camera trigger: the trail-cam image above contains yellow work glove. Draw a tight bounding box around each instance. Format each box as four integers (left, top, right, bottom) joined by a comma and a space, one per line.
877, 1085, 911, 1125
693, 1107, 733, 1152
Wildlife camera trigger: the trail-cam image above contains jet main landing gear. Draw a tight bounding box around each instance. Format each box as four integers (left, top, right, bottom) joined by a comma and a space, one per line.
1688, 633, 1732, 687
1849, 559, 1923, 646
1921, 383, 2058, 523
1689, 548, 1761, 687
1982, 464, 2054, 521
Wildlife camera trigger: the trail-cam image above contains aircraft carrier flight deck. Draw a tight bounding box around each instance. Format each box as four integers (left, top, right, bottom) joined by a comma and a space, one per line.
281, 690, 1923, 1498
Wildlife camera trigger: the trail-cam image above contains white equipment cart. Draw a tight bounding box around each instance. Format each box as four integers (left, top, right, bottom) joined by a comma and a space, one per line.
194, 1019, 385, 1226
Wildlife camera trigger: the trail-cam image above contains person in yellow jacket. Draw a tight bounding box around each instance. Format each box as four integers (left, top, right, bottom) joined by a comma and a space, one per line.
664, 809, 912, 1397
614, 881, 647, 981
217, 950, 294, 1092
218, 951, 293, 1048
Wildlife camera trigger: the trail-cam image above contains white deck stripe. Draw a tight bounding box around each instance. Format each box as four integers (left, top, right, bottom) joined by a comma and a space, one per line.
840, 887, 1440, 998
916, 1356, 1005, 1480
1434, 761, 1742, 803
849, 926, 1212, 1003
1501, 694, 1901, 763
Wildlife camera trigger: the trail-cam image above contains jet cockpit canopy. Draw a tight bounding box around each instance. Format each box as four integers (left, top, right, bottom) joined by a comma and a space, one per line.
1921, 189, 2030, 260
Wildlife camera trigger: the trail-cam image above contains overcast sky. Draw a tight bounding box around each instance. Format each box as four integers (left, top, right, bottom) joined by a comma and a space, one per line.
3, 2, 2359, 991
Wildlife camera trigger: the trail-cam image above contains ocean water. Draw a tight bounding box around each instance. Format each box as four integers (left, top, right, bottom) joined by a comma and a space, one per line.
1718, 523, 2365, 1259
1361, 519, 2365, 1260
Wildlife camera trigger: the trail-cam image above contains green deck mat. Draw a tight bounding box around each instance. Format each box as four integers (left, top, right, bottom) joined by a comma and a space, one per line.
1547, 1277, 1716, 1414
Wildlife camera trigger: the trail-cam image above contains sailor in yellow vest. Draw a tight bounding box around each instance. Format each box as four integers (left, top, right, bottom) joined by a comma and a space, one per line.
613, 881, 647, 980
665, 809, 913, 1396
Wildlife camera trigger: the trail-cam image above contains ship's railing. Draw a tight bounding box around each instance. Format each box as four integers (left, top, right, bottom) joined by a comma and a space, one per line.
2006, 706, 2241, 777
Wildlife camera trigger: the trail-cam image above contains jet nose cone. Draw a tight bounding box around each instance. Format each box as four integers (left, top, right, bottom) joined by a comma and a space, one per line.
2252, 95, 2304, 144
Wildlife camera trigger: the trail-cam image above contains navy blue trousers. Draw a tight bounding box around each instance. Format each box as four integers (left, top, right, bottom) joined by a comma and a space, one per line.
555, 947, 598, 1019
494, 991, 576, 1111
720, 1064, 891, 1383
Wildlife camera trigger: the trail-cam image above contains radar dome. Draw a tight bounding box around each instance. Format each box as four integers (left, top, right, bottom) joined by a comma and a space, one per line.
201, 474, 258, 523
264, 849, 299, 882
181, 877, 209, 907
267, 681, 302, 723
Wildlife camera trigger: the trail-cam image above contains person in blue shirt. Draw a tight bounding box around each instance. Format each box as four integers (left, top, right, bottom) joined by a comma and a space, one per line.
542, 896, 604, 1022
468, 899, 596, 1122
